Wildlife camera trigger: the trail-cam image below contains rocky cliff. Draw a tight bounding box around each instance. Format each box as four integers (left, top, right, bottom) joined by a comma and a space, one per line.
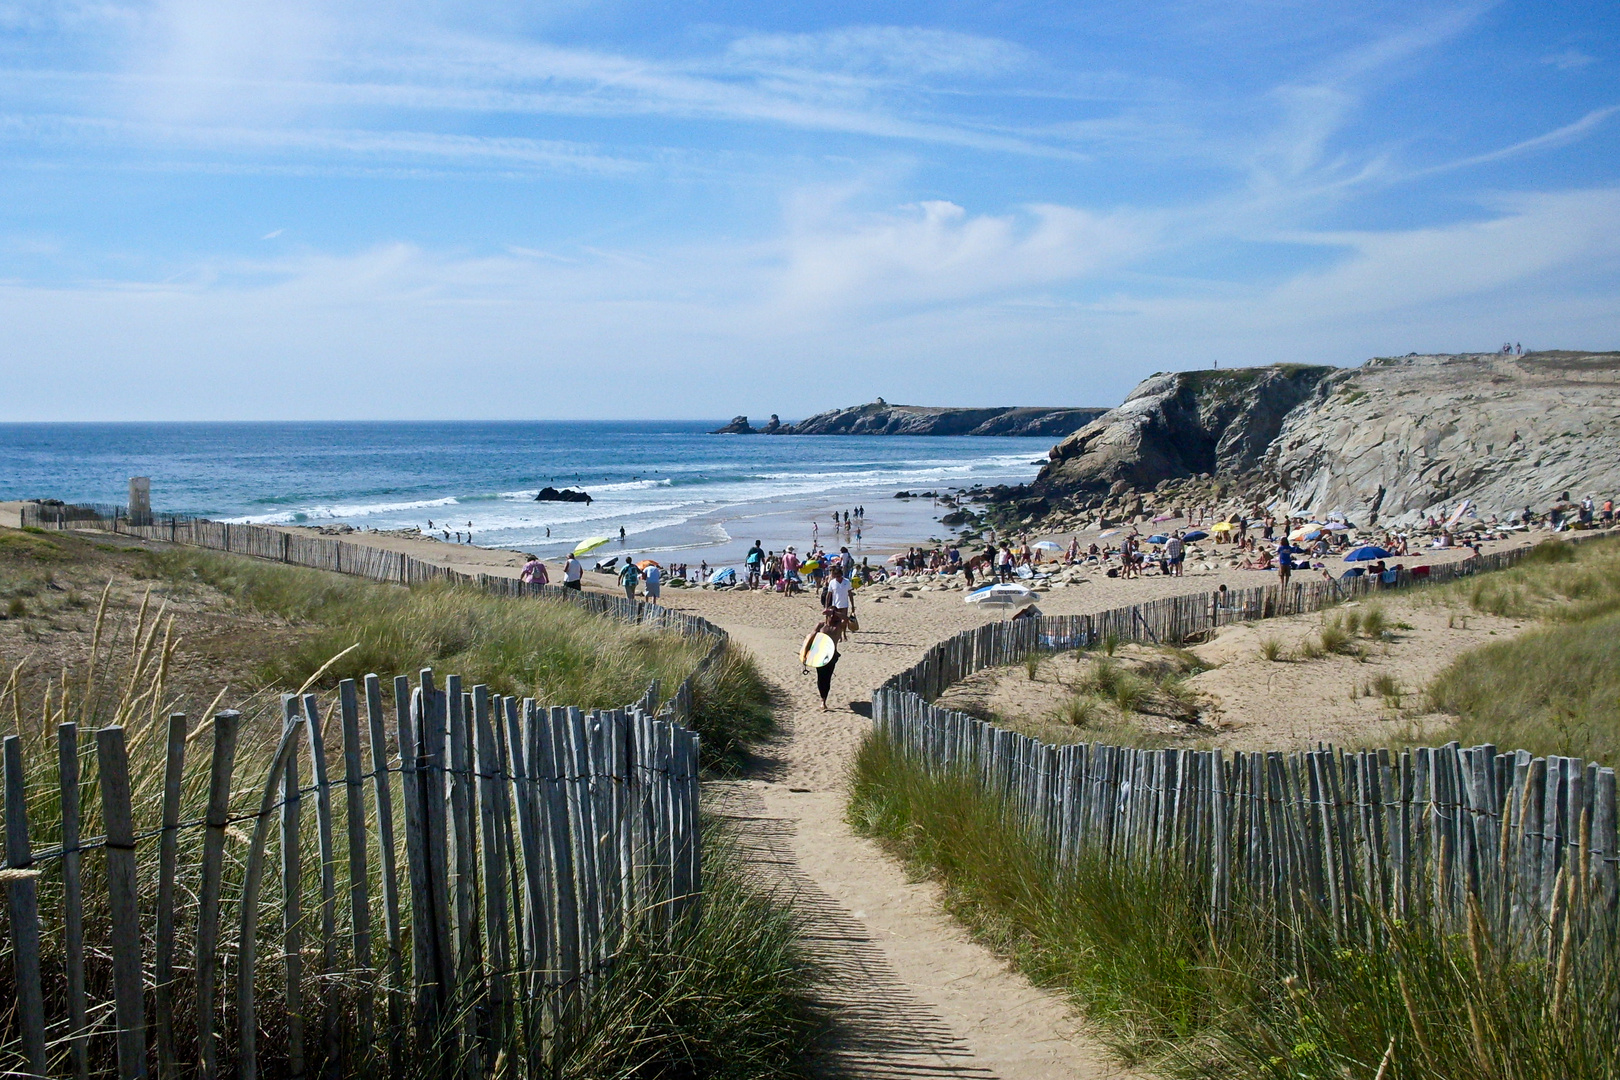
996, 352, 1620, 529
779, 400, 1107, 437
1265, 352, 1620, 525
1031, 365, 1335, 499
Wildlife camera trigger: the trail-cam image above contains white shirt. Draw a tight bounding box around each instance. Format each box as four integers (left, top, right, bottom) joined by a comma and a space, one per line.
828, 577, 853, 609
563, 557, 583, 583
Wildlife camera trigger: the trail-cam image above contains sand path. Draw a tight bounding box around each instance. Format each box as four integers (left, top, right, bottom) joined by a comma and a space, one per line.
266, 523, 1543, 1077
650, 591, 1134, 1079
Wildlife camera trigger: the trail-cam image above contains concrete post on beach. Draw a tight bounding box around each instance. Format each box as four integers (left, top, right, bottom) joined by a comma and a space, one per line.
128, 477, 151, 526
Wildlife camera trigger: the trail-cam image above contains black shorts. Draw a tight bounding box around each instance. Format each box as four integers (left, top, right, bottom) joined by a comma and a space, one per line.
564, 579, 582, 591
816, 651, 839, 699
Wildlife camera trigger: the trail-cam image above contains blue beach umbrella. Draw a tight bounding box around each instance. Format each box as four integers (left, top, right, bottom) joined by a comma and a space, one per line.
1344, 545, 1392, 562
1147, 534, 1169, 544
1183, 530, 1209, 542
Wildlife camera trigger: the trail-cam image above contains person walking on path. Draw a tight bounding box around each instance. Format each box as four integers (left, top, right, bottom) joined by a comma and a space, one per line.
1277, 539, 1294, 586
619, 559, 641, 601
801, 607, 850, 711
520, 554, 549, 586
824, 563, 855, 624
643, 562, 662, 602
562, 553, 583, 591
746, 541, 765, 588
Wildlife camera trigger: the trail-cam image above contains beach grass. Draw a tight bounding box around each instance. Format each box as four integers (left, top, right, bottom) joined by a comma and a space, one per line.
848, 728, 1620, 1079
0, 539, 813, 1076
1428, 536, 1620, 761
126, 546, 775, 767
557, 822, 822, 1079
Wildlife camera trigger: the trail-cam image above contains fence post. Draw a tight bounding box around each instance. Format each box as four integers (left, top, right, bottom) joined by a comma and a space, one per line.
195, 712, 241, 1080
58, 723, 90, 1080
340, 679, 376, 1056
279, 696, 307, 1079
96, 726, 150, 1080
4, 736, 47, 1079
301, 692, 341, 1075
367, 674, 406, 1072
237, 715, 304, 1080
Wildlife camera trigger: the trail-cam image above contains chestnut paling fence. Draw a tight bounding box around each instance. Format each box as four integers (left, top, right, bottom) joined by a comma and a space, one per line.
874, 539, 1616, 969
0, 675, 703, 1080
4, 507, 728, 1078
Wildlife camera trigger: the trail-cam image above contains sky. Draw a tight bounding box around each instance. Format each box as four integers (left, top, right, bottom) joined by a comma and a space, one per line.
0, 0, 1616, 421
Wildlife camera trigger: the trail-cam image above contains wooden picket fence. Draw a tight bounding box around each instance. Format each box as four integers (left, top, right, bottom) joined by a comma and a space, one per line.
24, 509, 720, 640
4, 505, 728, 1078
1, 671, 701, 1079
873, 535, 1618, 957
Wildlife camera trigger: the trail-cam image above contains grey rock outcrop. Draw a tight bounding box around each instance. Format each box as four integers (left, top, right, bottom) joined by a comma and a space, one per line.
779, 400, 1107, 437
711, 415, 757, 434
1266, 352, 1620, 525
1032, 365, 1336, 499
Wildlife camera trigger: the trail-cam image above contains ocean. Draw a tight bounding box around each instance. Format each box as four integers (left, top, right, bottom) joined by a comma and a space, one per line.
0, 422, 1051, 564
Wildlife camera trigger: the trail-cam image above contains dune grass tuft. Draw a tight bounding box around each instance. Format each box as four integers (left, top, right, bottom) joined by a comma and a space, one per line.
1429, 536, 1620, 761
850, 729, 1620, 1079
558, 823, 822, 1079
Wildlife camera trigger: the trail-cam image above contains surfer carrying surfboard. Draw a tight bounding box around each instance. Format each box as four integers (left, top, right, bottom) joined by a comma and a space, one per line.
801, 607, 849, 711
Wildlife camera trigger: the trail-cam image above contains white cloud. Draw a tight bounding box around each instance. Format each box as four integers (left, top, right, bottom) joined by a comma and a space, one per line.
4, 187, 1615, 420
771, 197, 1155, 312
724, 26, 1030, 79
1545, 49, 1596, 71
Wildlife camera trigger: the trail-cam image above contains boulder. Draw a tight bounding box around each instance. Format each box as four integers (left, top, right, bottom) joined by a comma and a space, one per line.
534, 487, 593, 504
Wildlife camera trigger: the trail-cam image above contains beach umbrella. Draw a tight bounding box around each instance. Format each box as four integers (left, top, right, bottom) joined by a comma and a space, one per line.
964, 583, 1037, 609
886, 553, 908, 563
1183, 530, 1209, 542
1289, 524, 1324, 541
1211, 522, 1235, 533
1152, 513, 1176, 523
1325, 523, 1353, 532
707, 566, 738, 584
635, 559, 661, 569
1098, 529, 1119, 538
1344, 545, 1392, 562
1032, 541, 1063, 552
573, 536, 611, 556
1147, 534, 1169, 545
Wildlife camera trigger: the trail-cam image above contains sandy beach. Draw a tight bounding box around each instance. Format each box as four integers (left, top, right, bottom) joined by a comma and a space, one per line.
252, 519, 1596, 1078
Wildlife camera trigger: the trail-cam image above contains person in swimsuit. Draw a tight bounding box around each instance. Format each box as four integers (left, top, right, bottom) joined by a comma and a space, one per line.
802, 607, 849, 712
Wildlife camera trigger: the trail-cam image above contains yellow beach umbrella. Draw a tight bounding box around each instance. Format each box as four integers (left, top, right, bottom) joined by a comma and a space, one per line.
1210, 521, 1236, 533
572, 536, 611, 557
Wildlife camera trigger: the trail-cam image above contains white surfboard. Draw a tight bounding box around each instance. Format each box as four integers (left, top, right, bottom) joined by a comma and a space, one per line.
803, 632, 836, 668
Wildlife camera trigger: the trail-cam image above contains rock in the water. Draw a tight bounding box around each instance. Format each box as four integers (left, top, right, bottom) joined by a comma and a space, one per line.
760, 413, 783, 433
775, 400, 1107, 436
711, 415, 757, 434
534, 486, 593, 503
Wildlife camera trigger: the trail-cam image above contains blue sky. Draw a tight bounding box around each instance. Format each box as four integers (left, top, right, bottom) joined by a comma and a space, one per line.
1, 0, 1616, 420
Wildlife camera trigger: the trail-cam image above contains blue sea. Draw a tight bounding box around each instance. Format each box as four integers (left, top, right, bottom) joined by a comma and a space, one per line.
0, 422, 1050, 563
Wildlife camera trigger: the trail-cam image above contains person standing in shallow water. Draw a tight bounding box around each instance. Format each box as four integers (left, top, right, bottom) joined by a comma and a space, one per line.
802, 607, 849, 711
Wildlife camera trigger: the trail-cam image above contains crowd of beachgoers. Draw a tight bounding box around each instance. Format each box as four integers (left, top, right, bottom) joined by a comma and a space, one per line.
499, 493, 1615, 608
